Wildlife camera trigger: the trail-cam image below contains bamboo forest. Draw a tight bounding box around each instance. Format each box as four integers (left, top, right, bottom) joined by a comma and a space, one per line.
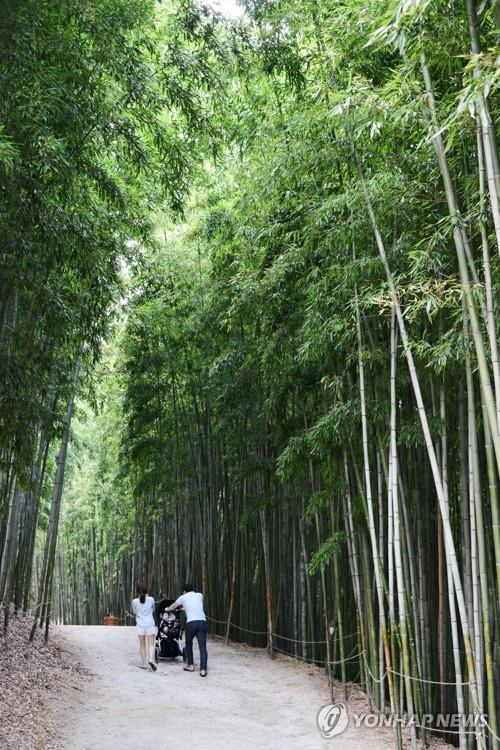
1, 0, 499, 748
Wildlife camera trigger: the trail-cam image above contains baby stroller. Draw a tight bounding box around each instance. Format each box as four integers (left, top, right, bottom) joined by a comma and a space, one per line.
154, 598, 185, 663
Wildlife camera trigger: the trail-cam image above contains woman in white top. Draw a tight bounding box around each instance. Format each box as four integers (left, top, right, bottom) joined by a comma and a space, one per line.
132, 583, 157, 671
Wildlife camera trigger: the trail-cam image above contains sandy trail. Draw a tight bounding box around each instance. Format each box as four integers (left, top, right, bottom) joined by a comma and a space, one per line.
54, 626, 391, 750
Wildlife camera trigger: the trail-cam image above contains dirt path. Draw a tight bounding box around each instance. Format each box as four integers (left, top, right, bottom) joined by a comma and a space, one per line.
54, 626, 392, 750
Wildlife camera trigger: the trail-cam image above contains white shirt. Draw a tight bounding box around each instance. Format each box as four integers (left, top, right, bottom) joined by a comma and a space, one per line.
132, 596, 155, 629
174, 592, 206, 623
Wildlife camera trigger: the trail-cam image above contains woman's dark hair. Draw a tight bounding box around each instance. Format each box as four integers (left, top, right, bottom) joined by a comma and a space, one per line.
182, 583, 193, 593
136, 583, 147, 603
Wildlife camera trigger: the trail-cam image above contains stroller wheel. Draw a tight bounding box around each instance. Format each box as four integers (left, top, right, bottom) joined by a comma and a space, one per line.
155, 644, 159, 664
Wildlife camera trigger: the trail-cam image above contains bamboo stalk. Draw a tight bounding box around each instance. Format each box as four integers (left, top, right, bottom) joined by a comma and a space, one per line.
353, 145, 481, 719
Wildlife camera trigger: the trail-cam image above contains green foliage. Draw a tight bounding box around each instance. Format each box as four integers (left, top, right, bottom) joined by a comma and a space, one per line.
308, 532, 346, 576
82, 0, 500, 592
10, 5, 498, 734
0, 0, 234, 484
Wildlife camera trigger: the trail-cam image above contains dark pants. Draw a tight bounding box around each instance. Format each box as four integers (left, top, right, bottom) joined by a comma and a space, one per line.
185, 619, 208, 671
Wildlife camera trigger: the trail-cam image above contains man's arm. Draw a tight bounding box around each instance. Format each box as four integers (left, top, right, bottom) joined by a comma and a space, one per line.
165, 597, 183, 613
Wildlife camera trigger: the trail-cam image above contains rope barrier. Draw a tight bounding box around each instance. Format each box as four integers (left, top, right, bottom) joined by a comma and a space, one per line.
362, 657, 388, 684
258, 641, 366, 669
413, 723, 487, 739
272, 627, 360, 645
483, 719, 500, 744
208, 617, 500, 744
412, 725, 482, 737
362, 654, 471, 687
329, 648, 366, 666
208, 615, 361, 646
359, 716, 486, 738
117, 610, 134, 624
210, 611, 495, 745
272, 632, 327, 645
206, 615, 229, 626
207, 615, 267, 637
338, 628, 362, 642
388, 665, 471, 687
123, 611, 480, 692
229, 622, 269, 636
272, 645, 325, 665
361, 656, 500, 744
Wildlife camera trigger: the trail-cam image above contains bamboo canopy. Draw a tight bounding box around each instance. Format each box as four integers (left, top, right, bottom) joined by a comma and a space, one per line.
0, 1, 499, 749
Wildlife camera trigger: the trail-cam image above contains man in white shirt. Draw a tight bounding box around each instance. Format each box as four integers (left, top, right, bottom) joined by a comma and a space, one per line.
166, 584, 208, 676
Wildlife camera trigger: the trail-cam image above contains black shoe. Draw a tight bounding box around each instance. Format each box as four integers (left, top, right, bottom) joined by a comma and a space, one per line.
149, 661, 157, 671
